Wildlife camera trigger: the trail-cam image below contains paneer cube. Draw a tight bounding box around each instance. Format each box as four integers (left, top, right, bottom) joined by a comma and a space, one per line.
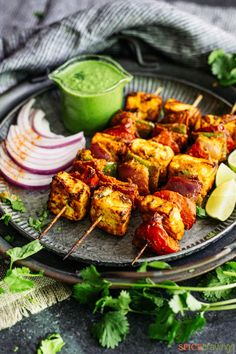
162, 98, 201, 128
91, 132, 127, 161
168, 154, 217, 204
129, 138, 174, 178
48, 171, 90, 221
125, 92, 162, 121
139, 195, 185, 240
90, 186, 132, 236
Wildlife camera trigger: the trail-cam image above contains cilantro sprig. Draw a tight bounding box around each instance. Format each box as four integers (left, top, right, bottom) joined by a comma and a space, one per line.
37, 333, 65, 354
208, 49, 236, 86
28, 210, 49, 233
0, 192, 26, 212
73, 263, 236, 349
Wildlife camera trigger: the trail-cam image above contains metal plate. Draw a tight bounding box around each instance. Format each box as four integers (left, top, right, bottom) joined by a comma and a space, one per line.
0, 74, 236, 266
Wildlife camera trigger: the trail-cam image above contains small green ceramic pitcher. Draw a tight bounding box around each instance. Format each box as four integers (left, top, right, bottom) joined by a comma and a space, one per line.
49, 55, 133, 135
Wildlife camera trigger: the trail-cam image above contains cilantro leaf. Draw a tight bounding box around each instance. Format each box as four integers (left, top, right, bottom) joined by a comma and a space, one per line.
94, 290, 131, 314
175, 314, 206, 343
28, 210, 49, 233
169, 292, 204, 315
73, 265, 111, 305
196, 206, 207, 219
130, 283, 164, 314
137, 261, 171, 272
0, 192, 26, 212
0, 213, 12, 225
6, 240, 43, 269
33, 11, 45, 20
91, 311, 129, 349
0, 287, 4, 294
208, 49, 236, 86
4, 235, 14, 243
3, 267, 43, 293
198, 263, 236, 301
37, 333, 65, 354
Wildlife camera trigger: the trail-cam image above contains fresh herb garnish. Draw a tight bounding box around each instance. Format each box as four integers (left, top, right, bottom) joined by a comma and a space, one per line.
33, 11, 44, 20
4, 235, 14, 243
137, 261, 171, 272
4, 267, 43, 293
0, 192, 26, 212
37, 333, 65, 354
28, 210, 49, 232
74, 71, 85, 81
72, 262, 236, 349
6, 239, 43, 269
196, 206, 208, 219
208, 49, 236, 86
0, 213, 12, 225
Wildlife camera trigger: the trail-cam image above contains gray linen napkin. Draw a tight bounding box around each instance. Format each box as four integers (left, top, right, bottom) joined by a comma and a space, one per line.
1, 0, 236, 94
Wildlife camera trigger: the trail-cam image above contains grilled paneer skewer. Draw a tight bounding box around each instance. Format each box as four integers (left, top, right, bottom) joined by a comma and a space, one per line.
125, 91, 163, 121
138, 194, 185, 241
90, 186, 132, 236
119, 138, 174, 195
188, 133, 227, 162
168, 154, 217, 205
162, 98, 201, 129
152, 123, 188, 154
48, 171, 90, 221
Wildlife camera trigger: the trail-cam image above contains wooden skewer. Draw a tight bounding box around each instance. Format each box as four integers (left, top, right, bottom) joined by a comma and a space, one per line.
63, 215, 103, 260
230, 102, 236, 114
154, 87, 163, 95
192, 94, 203, 108
131, 243, 149, 266
37, 205, 66, 240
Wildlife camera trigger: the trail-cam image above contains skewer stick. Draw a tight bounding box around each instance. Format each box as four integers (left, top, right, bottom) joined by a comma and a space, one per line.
131, 243, 149, 266
37, 206, 66, 240
230, 102, 236, 114
154, 87, 163, 95
63, 215, 103, 260
192, 94, 203, 108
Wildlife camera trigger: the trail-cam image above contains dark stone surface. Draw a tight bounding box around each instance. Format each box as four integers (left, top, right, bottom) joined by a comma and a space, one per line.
0, 298, 236, 354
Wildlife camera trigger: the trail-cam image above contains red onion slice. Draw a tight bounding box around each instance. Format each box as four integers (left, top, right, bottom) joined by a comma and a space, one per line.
31, 109, 64, 139
0, 145, 53, 189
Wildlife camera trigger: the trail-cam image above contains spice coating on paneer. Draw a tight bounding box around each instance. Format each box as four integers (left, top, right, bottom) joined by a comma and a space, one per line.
129, 138, 174, 178
162, 98, 201, 128
139, 194, 185, 240
168, 154, 217, 204
91, 132, 127, 161
48, 171, 90, 221
90, 186, 132, 236
125, 92, 162, 121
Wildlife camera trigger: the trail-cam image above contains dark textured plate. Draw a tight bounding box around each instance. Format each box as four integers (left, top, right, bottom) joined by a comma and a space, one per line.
0, 73, 236, 266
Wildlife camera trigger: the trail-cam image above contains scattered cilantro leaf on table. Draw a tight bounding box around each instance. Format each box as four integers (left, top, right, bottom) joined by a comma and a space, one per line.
91, 311, 129, 349
4, 235, 14, 243
0, 213, 12, 225
137, 260, 171, 272
208, 49, 236, 86
37, 333, 65, 354
4, 267, 43, 293
0, 192, 26, 212
28, 210, 49, 232
33, 11, 45, 20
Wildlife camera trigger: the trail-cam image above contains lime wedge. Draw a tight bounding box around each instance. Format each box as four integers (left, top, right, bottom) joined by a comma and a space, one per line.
215, 163, 236, 187
228, 149, 236, 172
206, 179, 236, 221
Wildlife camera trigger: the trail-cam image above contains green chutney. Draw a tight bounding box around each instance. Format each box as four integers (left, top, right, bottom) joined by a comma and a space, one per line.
49, 55, 133, 135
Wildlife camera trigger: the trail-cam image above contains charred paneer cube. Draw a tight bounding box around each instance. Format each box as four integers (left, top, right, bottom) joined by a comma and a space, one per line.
125, 92, 162, 122
139, 195, 185, 240
152, 123, 188, 153
162, 98, 201, 128
91, 132, 127, 161
128, 138, 174, 179
168, 154, 217, 204
90, 186, 132, 236
48, 171, 90, 221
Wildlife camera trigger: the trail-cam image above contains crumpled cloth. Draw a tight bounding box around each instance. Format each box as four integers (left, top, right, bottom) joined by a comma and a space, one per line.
1, 0, 236, 93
